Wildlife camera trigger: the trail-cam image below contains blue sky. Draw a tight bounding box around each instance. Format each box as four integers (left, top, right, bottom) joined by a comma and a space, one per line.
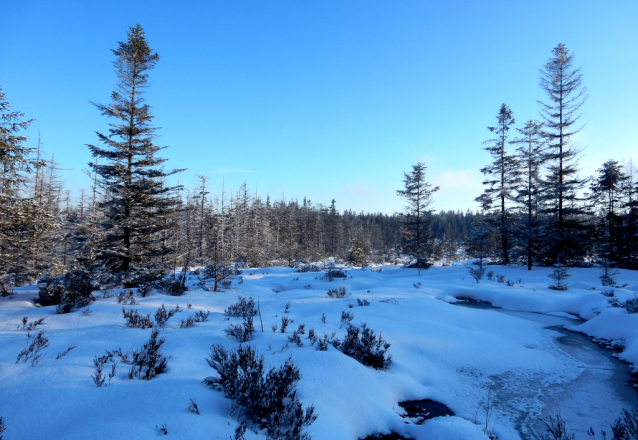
2, 1, 637, 214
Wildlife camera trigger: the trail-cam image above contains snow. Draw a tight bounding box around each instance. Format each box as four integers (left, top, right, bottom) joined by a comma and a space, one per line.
1, 263, 637, 440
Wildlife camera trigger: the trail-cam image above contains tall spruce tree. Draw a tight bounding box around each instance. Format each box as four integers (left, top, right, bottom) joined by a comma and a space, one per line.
397, 162, 439, 268
477, 103, 518, 264
0, 86, 42, 286
512, 120, 546, 270
538, 43, 589, 263
87, 25, 182, 281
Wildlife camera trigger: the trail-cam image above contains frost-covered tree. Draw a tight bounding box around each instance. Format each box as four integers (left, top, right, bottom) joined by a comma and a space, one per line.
512, 120, 546, 270
538, 43, 590, 263
477, 103, 518, 265
87, 24, 182, 281
0, 86, 42, 285
397, 162, 439, 268
590, 160, 629, 263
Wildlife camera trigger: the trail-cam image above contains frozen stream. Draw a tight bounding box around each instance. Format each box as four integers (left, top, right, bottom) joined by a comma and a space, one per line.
456, 301, 638, 439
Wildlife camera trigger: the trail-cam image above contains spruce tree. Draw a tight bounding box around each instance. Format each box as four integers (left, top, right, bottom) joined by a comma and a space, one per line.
87, 25, 182, 281
477, 103, 518, 265
396, 162, 439, 268
0, 86, 42, 286
538, 43, 589, 263
512, 120, 546, 270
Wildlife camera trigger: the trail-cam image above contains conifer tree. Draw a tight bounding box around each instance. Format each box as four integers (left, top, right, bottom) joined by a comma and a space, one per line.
397, 162, 439, 268
87, 25, 182, 281
477, 103, 518, 265
538, 43, 589, 263
0, 86, 41, 286
512, 120, 546, 270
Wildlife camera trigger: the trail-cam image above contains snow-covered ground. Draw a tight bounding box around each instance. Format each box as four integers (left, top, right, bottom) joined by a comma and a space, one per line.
1, 263, 637, 440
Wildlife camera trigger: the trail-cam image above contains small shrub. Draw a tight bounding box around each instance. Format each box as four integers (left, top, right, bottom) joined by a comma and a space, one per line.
284, 301, 291, 313
92, 355, 107, 387
338, 323, 392, 371
280, 314, 290, 333
26, 318, 46, 331
538, 414, 575, 440
495, 274, 505, 283
117, 289, 136, 305
609, 296, 638, 314
122, 308, 153, 329
37, 269, 95, 313
600, 259, 619, 287
220, 280, 232, 289
308, 329, 317, 346
548, 264, 571, 291
194, 310, 210, 322
506, 280, 515, 287
138, 283, 153, 297
157, 424, 168, 435
56, 345, 77, 360
601, 289, 615, 297
321, 313, 326, 323
82, 308, 93, 316
469, 267, 485, 284
327, 287, 347, 298
129, 329, 169, 380
154, 304, 182, 328
413, 282, 421, 289
16, 330, 49, 365
296, 264, 322, 273
486, 271, 494, 281
180, 316, 196, 328
0, 416, 5, 440
225, 296, 258, 318
357, 298, 370, 306
203, 344, 317, 440
225, 316, 255, 342
155, 278, 187, 296
288, 324, 306, 347
339, 310, 354, 328
303, 284, 312, 290
188, 398, 199, 415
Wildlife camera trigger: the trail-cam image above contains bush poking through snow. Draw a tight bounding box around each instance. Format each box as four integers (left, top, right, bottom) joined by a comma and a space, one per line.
538, 414, 574, 440
316, 333, 337, 351
338, 323, 392, 370
92, 356, 107, 387
188, 398, 199, 415
339, 310, 354, 328
234, 422, 247, 440
486, 271, 494, 281
600, 259, 619, 287
117, 289, 136, 305
154, 304, 181, 328
37, 269, 95, 313
321, 313, 326, 323
325, 268, 347, 281
16, 330, 49, 365
226, 316, 255, 342
609, 408, 638, 439
56, 344, 77, 360
138, 283, 153, 297
288, 324, 306, 346
155, 278, 187, 296
0, 416, 5, 440
129, 329, 169, 380
26, 317, 45, 331
548, 264, 571, 291
280, 314, 290, 333
122, 308, 153, 329
327, 287, 347, 298
193, 310, 210, 322
225, 296, 258, 318
495, 275, 505, 283
157, 424, 168, 435
601, 289, 615, 297
609, 296, 638, 314
203, 344, 317, 440
469, 267, 485, 284
357, 298, 370, 306
180, 316, 196, 328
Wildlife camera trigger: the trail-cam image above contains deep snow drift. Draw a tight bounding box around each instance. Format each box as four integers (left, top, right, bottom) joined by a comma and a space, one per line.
1, 263, 637, 440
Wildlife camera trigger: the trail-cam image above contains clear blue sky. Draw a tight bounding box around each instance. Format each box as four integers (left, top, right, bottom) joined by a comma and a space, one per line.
3, 0, 637, 214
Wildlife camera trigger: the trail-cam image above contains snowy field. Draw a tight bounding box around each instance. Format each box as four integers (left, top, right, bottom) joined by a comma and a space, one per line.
1, 264, 638, 440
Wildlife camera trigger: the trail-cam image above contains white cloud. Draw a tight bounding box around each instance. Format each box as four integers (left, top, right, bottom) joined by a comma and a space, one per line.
430, 169, 483, 212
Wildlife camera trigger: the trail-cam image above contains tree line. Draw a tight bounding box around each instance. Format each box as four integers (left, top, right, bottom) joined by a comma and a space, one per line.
1, 27, 636, 300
